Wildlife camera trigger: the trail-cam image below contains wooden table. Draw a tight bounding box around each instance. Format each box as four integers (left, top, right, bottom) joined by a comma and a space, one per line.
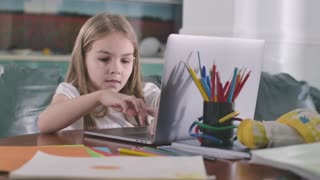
0, 130, 300, 180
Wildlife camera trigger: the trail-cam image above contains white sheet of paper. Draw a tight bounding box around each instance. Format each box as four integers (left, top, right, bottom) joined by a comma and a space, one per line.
10, 151, 208, 179
250, 142, 320, 180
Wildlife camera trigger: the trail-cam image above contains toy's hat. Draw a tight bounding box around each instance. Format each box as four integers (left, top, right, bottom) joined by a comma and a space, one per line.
277, 109, 320, 143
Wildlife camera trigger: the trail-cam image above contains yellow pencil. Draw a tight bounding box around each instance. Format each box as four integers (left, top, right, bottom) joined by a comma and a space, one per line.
117, 148, 156, 157
183, 62, 210, 102
219, 111, 240, 123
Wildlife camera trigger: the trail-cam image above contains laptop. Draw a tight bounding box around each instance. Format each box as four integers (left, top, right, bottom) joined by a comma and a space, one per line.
84, 34, 265, 145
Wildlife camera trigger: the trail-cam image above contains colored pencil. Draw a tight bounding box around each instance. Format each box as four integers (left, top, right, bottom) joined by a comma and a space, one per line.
183, 62, 210, 101
227, 67, 238, 102
233, 70, 251, 101
117, 148, 157, 157
211, 63, 216, 102
219, 111, 240, 123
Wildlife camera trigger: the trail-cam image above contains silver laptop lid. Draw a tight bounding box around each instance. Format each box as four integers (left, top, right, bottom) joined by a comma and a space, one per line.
153, 34, 264, 144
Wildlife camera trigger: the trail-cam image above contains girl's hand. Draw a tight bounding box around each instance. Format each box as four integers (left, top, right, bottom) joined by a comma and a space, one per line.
99, 90, 152, 126
149, 108, 158, 135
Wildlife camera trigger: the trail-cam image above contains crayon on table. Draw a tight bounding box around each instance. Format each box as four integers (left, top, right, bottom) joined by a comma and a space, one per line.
117, 148, 157, 157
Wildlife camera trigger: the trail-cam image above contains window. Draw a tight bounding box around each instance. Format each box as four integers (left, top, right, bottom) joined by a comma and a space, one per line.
0, 0, 182, 59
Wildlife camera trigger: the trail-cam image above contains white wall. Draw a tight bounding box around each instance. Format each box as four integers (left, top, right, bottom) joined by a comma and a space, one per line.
180, 0, 234, 37
181, 0, 320, 89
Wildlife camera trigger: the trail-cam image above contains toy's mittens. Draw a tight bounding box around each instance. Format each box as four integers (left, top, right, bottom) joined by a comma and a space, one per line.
237, 119, 269, 149
263, 121, 304, 147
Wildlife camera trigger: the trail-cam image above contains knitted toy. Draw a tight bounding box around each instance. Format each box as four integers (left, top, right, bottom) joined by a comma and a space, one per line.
237, 109, 320, 149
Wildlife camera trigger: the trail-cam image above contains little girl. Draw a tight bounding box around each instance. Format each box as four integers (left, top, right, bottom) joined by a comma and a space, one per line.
38, 13, 160, 133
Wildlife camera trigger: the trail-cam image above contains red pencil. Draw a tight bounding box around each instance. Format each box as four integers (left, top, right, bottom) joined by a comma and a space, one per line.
216, 72, 223, 102
232, 74, 241, 102
211, 63, 216, 102
233, 70, 251, 101
223, 80, 230, 96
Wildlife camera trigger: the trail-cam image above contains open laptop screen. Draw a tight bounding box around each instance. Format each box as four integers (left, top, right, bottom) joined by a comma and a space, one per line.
153, 34, 264, 144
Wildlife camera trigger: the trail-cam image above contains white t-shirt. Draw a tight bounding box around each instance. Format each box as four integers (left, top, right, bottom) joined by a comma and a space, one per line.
54, 82, 161, 130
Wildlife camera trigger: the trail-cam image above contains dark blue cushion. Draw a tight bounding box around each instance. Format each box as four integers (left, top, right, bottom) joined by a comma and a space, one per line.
254, 72, 316, 121
0, 64, 63, 138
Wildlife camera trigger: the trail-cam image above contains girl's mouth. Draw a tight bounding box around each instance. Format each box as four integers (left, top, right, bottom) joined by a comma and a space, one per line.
105, 80, 121, 86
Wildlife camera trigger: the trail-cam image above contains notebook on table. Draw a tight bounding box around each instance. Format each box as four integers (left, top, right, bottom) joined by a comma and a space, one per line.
159, 139, 250, 160
250, 142, 320, 180
10, 151, 208, 180
84, 34, 265, 145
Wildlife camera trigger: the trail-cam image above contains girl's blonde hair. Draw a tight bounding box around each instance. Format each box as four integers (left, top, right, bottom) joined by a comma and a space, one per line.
65, 13, 144, 129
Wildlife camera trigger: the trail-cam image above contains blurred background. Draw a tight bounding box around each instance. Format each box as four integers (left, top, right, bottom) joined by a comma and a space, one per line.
0, 0, 182, 56
1, 0, 320, 89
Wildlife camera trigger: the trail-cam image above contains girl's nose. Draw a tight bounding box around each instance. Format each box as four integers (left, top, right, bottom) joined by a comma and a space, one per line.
109, 60, 121, 74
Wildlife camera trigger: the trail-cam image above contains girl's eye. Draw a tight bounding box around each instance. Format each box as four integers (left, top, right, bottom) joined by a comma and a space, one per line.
98, 57, 110, 62
121, 58, 131, 64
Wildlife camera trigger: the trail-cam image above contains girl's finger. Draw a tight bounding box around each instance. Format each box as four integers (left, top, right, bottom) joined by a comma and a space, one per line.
117, 100, 128, 114
126, 109, 138, 116
146, 107, 156, 117
137, 99, 147, 126
110, 99, 127, 112
125, 96, 140, 114
138, 114, 144, 126
125, 97, 147, 126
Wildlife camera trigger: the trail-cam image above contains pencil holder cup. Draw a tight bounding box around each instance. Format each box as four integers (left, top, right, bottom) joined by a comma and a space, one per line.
201, 101, 235, 147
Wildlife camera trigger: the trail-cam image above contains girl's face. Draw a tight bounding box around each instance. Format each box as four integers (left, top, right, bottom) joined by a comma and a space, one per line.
85, 32, 135, 92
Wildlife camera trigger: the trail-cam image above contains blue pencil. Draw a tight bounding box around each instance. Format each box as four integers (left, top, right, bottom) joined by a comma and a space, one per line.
197, 51, 202, 76
227, 67, 238, 102
201, 77, 211, 100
